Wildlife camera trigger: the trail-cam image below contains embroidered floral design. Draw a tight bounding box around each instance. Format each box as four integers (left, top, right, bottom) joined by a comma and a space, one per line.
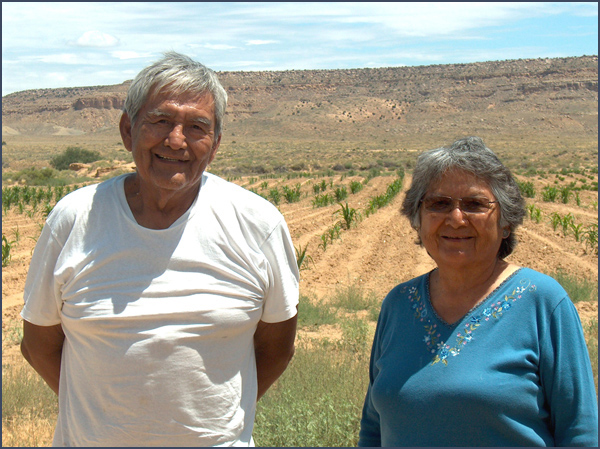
431, 277, 534, 365
405, 284, 442, 354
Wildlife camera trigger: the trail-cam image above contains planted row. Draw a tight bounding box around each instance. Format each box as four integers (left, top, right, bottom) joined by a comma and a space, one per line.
527, 205, 598, 254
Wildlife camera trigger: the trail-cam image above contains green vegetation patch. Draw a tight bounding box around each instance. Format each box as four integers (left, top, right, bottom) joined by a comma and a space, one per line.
50, 146, 101, 171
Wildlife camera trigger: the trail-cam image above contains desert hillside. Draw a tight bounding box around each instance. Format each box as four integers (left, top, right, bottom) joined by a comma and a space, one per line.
2, 55, 598, 174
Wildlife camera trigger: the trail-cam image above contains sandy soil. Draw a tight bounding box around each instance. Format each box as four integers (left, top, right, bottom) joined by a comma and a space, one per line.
3, 172, 597, 337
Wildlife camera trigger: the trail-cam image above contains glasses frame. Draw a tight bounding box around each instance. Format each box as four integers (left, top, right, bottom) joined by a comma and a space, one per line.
420, 195, 499, 215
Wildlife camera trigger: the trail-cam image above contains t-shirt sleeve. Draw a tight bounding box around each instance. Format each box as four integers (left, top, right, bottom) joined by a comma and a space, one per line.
259, 218, 299, 323
540, 295, 599, 447
21, 222, 64, 326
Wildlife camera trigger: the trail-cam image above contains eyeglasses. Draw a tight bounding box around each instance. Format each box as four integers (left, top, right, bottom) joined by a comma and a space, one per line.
420, 195, 498, 214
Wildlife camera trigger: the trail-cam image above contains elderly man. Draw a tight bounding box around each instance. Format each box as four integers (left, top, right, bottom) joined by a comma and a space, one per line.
20, 52, 299, 446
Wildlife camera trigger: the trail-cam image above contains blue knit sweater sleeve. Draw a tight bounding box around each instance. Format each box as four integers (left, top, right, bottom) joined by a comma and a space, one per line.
539, 289, 598, 446
358, 300, 385, 447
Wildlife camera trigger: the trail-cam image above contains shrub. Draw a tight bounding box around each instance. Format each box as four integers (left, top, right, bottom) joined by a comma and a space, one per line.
50, 146, 101, 170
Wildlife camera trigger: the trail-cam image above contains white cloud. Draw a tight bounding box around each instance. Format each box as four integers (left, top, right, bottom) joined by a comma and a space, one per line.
74, 30, 119, 48
111, 51, 150, 60
204, 44, 238, 50
246, 40, 278, 46
37, 53, 80, 65
187, 43, 238, 50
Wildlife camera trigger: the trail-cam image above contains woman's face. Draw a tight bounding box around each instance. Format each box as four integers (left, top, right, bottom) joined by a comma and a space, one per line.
418, 169, 507, 272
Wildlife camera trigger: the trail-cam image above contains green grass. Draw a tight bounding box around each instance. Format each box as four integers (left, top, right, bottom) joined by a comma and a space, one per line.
330, 283, 379, 311
297, 295, 338, 329
584, 319, 598, 397
2, 363, 58, 446
253, 337, 369, 447
552, 270, 598, 303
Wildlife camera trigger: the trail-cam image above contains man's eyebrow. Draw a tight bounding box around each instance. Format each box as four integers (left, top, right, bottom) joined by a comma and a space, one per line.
146, 109, 174, 119
189, 116, 212, 126
146, 109, 212, 126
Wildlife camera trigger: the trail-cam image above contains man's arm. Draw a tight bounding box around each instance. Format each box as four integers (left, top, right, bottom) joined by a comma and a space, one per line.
254, 313, 297, 401
21, 320, 65, 395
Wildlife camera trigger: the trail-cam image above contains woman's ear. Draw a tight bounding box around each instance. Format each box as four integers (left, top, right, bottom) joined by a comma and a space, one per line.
502, 228, 511, 239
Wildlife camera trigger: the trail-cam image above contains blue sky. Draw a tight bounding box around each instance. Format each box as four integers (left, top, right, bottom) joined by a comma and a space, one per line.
2, 2, 597, 96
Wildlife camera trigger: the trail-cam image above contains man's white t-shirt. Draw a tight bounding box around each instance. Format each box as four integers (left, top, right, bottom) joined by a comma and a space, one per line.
21, 172, 299, 447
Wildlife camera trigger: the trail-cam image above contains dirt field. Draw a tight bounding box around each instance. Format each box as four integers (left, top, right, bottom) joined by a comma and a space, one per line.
3, 169, 597, 335
2, 168, 597, 446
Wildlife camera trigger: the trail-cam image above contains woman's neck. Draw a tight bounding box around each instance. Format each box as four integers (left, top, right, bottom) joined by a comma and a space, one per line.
429, 259, 518, 324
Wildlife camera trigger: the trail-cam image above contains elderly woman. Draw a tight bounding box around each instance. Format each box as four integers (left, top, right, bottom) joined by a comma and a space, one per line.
358, 137, 598, 447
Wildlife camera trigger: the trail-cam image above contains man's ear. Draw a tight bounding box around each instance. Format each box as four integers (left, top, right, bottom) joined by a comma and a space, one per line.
208, 134, 221, 165
119, 113, 133, 152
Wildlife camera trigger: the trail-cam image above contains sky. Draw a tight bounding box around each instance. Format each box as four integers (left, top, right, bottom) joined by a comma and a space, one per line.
2, 2, 598, 96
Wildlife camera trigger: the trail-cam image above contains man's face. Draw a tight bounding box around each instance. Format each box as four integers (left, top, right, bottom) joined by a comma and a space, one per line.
120, 90, 221, 199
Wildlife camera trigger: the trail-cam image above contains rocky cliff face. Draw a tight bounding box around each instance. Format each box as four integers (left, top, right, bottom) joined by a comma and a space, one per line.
72, 95, 125, 111
2, 56, 597, 141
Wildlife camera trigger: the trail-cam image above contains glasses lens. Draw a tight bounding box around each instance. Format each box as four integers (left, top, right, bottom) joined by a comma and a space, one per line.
423, 196, 452, 212
461, 198, 490, 213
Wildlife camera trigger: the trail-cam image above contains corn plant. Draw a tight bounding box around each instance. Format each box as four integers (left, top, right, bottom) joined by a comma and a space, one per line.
549, 212, 562, 231
2, 234, 14, 267
517, 181, 535, 198
561, 213, 574, 237
570, 222, 585, 242
12, 226, 20, 243
327, 223, 342, 242
319, 233, 330, 251
334, 186, 348, 202
268, 188, 281, 206
349, 181, 363, 194
559, 186, 572, 204
364, 177, 404, 217
295, 244, 314, 271
527, 204, 542, 224
42, 202, 54, 218
584, 224, 598, 254
282, 184, 302, 203
312, 193, 334, 208
542, 186, 558, 202
337, 202, 359, 230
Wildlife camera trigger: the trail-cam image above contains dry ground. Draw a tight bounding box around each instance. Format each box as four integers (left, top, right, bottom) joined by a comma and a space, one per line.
2, 168, 597, 445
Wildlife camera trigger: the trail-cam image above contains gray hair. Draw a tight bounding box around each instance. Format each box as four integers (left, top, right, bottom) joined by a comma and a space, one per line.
401, 136, 525, 259
123, 51, 228, 137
